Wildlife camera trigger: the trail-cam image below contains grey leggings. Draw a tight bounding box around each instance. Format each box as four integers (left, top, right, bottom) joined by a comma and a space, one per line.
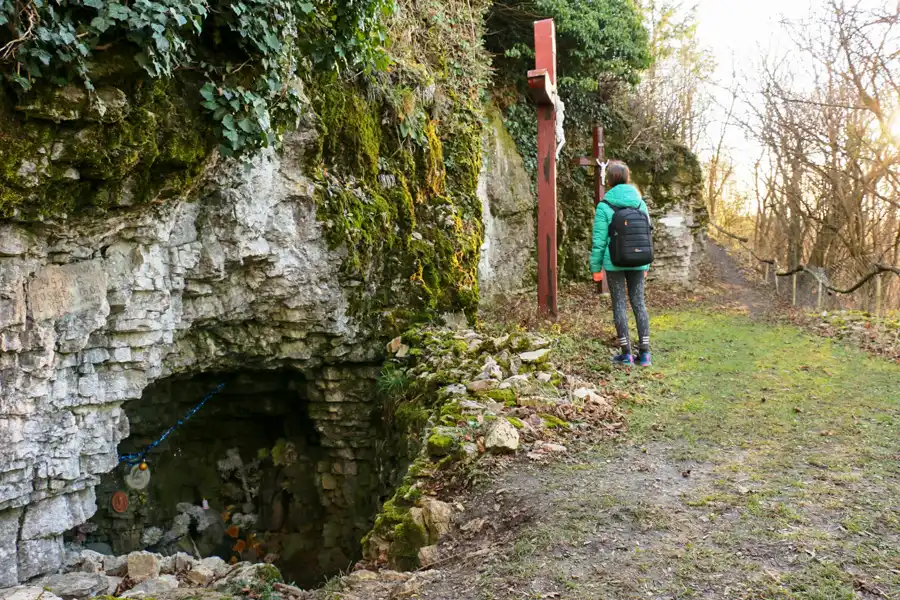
607, 271, 650, 354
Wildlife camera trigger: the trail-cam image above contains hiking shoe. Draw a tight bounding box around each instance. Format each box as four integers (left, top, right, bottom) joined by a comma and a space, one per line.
611, 353, 634, 366
637, 351, 652, 367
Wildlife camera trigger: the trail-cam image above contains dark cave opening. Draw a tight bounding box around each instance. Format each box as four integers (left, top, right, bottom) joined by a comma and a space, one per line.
80, 366, 393, 588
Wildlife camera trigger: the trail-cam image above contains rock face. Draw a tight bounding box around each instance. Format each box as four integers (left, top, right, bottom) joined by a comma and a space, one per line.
650, 201, 707, 285
477, 106, 535, 301
0, 128, 369, 583
0, 107, 533, 584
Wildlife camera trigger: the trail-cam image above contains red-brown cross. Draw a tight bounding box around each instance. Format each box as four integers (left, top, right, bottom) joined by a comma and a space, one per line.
527, 19, 559, 318
575, 126, 610, 295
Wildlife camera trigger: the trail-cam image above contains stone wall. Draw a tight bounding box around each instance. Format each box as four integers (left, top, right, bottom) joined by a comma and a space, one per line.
0, 103, 532, 584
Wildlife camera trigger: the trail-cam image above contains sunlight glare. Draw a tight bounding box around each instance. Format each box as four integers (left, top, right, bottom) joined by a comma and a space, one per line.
890, 111, 900, 142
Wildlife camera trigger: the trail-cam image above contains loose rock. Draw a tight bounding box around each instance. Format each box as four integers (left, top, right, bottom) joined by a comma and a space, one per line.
484, 418, 520, 453
38, 574, 109, 600
441, 383, 467, 397
0, 588, 63, 600
103, 554, 127, 576
460, 517, 486, 535
519, 348, 551, 363
500, 374, 532, 390
184, 565, 215, 586
417, 545, 439, 568
389, 570, 443, 599
387, 337, 403, 354
126, 551, 160, 582
421, 499, 453, 539
121, 574, 178, 598
459, 399, 487, 413
199, 555, 229, 577
475, 358, 503, 381
467, 379, 498, 393
106, 577, 123, 595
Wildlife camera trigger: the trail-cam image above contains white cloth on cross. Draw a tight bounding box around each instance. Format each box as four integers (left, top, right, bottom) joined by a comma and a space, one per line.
554, 96, 566, 160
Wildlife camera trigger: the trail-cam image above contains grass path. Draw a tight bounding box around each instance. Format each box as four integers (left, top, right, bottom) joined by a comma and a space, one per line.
407, 307, 899, 600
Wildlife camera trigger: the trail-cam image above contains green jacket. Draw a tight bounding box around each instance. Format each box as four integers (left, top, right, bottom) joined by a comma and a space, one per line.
590, 183, 651, 273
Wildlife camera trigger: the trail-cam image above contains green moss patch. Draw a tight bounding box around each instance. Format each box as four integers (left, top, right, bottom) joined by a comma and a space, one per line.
0, 77, 213, 220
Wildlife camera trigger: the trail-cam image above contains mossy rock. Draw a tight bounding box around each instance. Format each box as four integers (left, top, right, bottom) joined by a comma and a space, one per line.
0, 76, 213, 220
305, 73, 484, 325
427, 427, 461, 457
475, 388, 516, 404
539, 413, 570, 429
389, 512, 429, 570
395, 402, 431, 432
362, 494, 430, 571
451, 340, 469, 356
255, 563, 283, 582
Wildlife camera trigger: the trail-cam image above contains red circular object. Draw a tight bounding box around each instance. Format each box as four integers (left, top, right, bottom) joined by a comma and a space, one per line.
111, 491, 129, 513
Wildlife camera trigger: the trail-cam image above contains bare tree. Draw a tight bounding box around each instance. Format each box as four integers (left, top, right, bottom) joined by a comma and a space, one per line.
740, 0, 900, 309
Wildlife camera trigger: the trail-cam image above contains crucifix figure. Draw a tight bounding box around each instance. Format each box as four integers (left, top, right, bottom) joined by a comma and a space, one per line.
527, 18, 562, 318
575, 126, 610, 295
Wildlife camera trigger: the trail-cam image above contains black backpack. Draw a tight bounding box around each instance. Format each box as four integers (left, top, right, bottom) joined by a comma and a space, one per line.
603, 201, 653, 268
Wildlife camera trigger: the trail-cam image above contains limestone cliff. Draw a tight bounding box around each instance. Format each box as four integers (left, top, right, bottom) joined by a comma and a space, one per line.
0, 73, 534, 591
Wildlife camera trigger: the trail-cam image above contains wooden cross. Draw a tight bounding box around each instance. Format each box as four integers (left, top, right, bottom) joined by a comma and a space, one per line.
527, 19, 559, 318
575, 126, 610, 295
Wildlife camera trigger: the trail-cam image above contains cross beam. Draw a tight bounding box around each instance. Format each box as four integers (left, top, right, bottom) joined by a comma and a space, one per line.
528, 19, 559, 318
574, 126, 609, 295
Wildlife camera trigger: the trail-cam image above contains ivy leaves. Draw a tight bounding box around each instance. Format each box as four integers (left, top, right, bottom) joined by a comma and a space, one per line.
200, 80, 291, 154
0, 0, 393, 156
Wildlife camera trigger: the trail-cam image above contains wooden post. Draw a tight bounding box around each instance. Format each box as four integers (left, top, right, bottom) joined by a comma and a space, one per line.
764, 263, 769, 284
575, 126, 609, 296
528, 19, 559, 318
875, 274, 883, 317
792, 273, 798, 306
817, 280, 823, 311
775, 270, 780, 294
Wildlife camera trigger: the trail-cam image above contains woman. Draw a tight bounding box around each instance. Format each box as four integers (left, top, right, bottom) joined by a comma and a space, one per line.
590, 160, 652, 367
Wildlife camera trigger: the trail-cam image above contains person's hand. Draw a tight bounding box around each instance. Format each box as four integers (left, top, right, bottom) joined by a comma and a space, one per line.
593, 272, 604, 282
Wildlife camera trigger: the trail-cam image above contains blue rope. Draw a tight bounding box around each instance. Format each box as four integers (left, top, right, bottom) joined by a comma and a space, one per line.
119, 382, 226, 466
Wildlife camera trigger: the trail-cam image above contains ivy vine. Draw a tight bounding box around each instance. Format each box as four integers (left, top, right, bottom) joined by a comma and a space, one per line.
0, 0, 394, 155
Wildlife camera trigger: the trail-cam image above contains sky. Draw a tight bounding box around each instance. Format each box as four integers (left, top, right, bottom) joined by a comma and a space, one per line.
692, 0, 895, 198
693, 0, 818, 191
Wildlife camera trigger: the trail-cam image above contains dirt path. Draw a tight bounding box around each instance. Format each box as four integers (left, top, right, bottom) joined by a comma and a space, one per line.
704, 242, 783, 318
333, 248, 900, 600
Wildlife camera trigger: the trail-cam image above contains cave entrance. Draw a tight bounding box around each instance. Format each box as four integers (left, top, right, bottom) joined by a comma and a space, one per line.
82, 366, 387, 588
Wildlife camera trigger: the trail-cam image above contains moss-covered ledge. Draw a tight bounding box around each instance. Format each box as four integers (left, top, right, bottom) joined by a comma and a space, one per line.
0, 73, 213, 220
303, 75, 485, 326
